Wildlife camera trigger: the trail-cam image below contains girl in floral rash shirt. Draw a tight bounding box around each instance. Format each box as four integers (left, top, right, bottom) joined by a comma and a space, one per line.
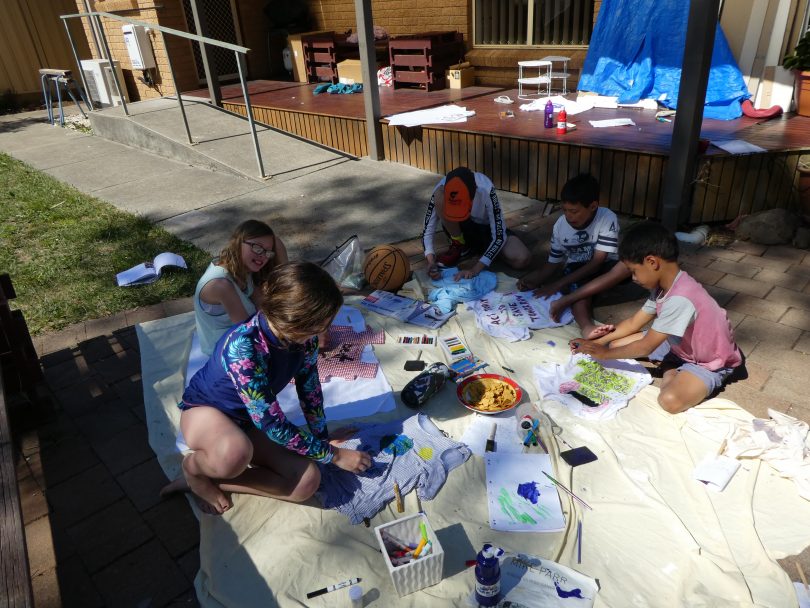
161, 262, 372, 515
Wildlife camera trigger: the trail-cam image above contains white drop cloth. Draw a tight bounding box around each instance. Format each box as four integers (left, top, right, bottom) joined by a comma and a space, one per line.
136, 271, 810, 608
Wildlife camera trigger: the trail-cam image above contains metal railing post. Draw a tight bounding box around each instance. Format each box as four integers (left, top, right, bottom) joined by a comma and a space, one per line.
160, 30, 193, 145
235, 51, 266, 179
62, 18, 93, 112
93, 13, 129, 115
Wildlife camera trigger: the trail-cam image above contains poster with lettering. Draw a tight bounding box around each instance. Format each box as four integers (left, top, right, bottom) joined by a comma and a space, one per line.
497, 552, 598, 607
468, 291, 574, 341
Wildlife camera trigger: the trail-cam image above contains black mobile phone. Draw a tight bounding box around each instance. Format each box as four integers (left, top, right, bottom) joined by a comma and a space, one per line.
560, 446, 598, 467
570, 390, 599, 408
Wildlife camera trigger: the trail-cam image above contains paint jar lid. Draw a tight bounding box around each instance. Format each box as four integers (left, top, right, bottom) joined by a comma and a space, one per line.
349, 585, 363, 601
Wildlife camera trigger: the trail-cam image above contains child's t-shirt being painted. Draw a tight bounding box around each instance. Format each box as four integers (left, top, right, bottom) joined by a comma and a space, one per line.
318, 414, 471, 524
643, 271, 742, 371
548, 207, 619, 265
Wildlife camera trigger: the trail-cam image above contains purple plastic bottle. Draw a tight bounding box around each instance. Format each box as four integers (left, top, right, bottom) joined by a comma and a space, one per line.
543, 99, 554, 128
474, 544, 501, 606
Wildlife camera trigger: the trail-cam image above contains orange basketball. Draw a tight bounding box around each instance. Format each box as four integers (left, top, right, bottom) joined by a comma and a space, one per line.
363, 245, 411, 292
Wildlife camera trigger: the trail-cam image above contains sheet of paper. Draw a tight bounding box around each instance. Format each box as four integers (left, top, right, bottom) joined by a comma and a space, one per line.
712, 139, 766, 154
794, 582, 810, 608
461, 412, 525, 456
693, 454, 740, 492
588, 118, 636, 128
386, 104, 475, 127
485, 453, 565, 532
332, 305, 366, 332
499, 553, 598, 607
360, 290, 454, 329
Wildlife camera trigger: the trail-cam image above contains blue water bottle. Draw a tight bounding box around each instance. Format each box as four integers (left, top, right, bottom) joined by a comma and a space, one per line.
474, 544, 501, 606
543, 99, 554, 128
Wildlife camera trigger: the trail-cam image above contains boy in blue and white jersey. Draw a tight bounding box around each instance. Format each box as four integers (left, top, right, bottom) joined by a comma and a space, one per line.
517, 174, 631, 338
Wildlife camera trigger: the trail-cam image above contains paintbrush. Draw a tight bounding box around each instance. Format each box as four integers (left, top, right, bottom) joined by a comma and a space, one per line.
485, 422, 497, 452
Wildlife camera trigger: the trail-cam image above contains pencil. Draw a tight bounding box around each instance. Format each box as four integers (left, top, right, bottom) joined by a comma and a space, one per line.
797, 561, 809, 594
542, 471, 593, 511
576, 518, 582, 564
716, 437, 727, 457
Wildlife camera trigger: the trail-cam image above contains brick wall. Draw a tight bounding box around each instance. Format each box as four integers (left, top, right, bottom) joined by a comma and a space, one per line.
306, 0, 469, 40
74, 0, 199, 101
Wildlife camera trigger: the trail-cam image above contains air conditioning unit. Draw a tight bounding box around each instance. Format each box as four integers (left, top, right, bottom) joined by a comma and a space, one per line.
80, 58, 129, 107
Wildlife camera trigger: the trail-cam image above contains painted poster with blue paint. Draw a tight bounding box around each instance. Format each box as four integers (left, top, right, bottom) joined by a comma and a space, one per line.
497, 553, 598, 607
485, 453, 565, 532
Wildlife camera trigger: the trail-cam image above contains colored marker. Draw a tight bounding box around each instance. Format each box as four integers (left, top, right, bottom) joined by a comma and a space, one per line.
306, 577, 362, 599
577, 518, 583, 564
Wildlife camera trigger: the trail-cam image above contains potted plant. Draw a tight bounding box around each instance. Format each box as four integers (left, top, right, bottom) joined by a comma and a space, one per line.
783, 30, 810, 116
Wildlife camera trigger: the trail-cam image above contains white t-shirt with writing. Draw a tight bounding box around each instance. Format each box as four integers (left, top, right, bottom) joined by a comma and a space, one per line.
548, 207, 620, 264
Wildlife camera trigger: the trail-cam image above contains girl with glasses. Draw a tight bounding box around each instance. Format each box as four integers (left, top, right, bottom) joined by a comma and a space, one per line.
163, 262, 371, 514
194, 219, 289, 356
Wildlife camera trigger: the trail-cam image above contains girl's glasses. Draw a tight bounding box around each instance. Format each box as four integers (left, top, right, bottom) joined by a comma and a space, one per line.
244, 241, 276, 258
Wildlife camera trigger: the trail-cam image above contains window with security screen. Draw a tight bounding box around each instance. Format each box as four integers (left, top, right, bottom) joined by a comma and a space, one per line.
474, 0, 595, 46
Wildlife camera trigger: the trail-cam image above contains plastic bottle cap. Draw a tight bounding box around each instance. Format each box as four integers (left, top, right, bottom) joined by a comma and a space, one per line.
349, 585, 363, 600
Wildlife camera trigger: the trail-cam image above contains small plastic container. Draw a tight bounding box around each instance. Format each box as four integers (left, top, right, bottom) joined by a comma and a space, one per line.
374, 513, 444, 596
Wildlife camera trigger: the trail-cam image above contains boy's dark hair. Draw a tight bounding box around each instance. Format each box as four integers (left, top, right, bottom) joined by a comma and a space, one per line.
618, 221, 679, 263
560, 174, 600, 206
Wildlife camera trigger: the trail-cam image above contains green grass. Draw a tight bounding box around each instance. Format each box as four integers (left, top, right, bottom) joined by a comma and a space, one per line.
0, 152, 212, 335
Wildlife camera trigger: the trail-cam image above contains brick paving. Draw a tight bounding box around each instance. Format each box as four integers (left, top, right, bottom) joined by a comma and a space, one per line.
9, 207, 810, 606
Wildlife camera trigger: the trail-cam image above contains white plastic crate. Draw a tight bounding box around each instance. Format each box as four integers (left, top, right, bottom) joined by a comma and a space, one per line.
374, 513, 444, 596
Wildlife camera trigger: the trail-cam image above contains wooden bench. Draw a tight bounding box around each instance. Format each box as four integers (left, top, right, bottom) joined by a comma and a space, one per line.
0, 371, 35, 607
0, 274, 37, 606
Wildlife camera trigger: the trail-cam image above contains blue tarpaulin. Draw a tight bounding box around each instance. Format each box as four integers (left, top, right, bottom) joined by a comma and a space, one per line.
578, 0, 750, 120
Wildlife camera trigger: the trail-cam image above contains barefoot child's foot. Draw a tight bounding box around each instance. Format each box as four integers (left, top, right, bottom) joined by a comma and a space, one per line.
160, 472, 233, 515
181, 454, 233, 514
581, 323, 615, 340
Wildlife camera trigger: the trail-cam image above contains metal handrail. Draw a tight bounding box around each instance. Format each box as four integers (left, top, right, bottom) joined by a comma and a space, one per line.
60, 10, 267, 179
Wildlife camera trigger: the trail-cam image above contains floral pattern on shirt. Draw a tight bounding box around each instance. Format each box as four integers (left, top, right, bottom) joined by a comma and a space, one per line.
220, 314, 333, 463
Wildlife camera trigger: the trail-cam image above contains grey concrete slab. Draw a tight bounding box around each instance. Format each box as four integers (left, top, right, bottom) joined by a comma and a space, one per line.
0, 121, 91, 154
44, 147, 189, 193
98, 99, 348, 182
10, 137, 131, 171
94, 165, 265, 222
160, 159, 537, 262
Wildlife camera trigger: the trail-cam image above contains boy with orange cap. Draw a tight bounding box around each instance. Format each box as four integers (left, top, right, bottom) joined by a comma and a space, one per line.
422, 167, 532, 281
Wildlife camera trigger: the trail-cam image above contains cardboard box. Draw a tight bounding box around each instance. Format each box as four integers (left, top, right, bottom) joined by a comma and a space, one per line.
287, 30, 333, 83
446, 64, 474, 89
337, 59, 363, 85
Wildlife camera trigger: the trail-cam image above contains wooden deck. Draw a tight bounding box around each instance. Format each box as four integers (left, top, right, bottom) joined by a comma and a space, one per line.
188, 80, 810, 223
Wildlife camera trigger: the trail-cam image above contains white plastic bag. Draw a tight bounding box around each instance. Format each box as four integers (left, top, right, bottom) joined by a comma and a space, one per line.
320, 235, 365, 289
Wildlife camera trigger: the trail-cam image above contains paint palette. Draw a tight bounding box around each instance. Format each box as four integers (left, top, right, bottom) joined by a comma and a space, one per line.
457, 374, 522, 415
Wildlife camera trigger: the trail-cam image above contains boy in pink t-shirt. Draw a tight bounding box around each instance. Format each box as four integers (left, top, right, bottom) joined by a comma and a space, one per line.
571, 221, 743, 414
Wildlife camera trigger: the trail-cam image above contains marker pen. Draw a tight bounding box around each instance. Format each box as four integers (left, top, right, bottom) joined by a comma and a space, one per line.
306, 577, 362, 599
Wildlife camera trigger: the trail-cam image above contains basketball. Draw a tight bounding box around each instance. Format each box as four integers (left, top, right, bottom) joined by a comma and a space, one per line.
363, 245, 411, 292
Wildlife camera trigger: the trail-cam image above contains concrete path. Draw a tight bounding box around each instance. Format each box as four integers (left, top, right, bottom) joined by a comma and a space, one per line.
3, 108, 810, 606
0, 107, 536, 261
